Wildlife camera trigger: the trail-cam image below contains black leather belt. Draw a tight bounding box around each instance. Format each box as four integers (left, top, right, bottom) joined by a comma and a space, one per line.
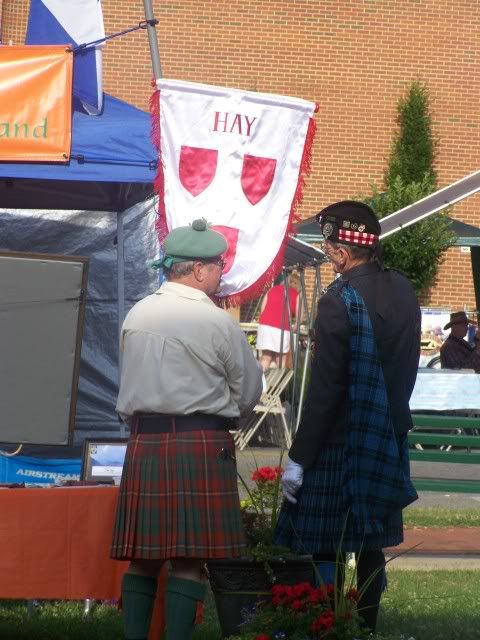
135, 413, 231, 434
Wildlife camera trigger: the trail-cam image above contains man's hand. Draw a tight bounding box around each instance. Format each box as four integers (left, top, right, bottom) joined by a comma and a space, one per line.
281, 457, 304, 504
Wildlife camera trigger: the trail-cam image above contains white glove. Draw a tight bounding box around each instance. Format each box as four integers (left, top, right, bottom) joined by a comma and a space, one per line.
281, 457, 304, 504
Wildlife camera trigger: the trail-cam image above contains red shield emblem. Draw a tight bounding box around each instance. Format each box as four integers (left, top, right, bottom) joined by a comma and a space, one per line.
179, 146, 218, 196
211, 225, 239, 275
241, 154, 277, 205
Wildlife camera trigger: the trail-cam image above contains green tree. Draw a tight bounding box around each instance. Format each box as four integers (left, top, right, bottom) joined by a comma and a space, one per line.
363, 81, 455, 293
384, 81, 437, 188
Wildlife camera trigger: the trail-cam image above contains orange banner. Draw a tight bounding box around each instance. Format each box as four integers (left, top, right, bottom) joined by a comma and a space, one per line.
0, 45, 73, 162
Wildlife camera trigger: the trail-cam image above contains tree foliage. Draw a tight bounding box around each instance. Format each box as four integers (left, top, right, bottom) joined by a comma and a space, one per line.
362, 81, 455, 293
384, 81, 437, 188
366, 177, 454, 292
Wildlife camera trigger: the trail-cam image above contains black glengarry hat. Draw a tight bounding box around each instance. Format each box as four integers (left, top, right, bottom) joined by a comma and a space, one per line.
315, 200, 381, 247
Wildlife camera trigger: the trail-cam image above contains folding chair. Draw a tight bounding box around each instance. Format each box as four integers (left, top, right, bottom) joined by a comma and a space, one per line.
234, 368, 294, 450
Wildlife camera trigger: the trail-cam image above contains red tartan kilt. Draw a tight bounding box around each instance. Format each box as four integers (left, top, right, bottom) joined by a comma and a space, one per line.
110, 429, 245, 560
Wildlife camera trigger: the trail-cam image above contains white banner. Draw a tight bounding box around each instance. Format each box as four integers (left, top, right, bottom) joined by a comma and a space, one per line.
153, 79, 317, 302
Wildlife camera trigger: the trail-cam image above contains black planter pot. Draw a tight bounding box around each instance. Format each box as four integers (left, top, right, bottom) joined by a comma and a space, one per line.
206, 556, 314, 638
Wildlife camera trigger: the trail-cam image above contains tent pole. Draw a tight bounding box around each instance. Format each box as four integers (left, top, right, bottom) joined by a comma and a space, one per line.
143, 0, 163, 81
289, 267, 304, 434
279, 269, 290, 370
295, 262, 320, 433
117, 211, 126, 438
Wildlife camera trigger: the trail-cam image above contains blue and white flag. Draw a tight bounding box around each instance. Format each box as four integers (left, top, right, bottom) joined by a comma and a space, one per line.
26, 0, 105, 114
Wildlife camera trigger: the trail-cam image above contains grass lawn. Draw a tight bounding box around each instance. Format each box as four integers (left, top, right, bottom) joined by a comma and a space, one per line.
1, 570, 479, 640
403, 507, 480, 528
376, 570, 480, 640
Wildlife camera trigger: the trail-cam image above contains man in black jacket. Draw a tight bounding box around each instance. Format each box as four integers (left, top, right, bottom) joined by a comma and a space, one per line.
275, 200, 420, 633
440, 311, 480, 371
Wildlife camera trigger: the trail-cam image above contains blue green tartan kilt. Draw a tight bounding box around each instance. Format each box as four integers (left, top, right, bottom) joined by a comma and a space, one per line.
110, 429, 246, 561
274, 444, 404, 554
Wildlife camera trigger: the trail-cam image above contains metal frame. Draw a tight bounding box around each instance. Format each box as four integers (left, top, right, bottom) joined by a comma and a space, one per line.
81, 437, 128, 482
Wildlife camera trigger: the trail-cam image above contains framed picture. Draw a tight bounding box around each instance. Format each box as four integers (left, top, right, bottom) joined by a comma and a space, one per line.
81, 438, 128, 483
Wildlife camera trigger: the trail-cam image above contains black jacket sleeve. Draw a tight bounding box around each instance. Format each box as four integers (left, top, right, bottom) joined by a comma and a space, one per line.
288, 289, 350, 469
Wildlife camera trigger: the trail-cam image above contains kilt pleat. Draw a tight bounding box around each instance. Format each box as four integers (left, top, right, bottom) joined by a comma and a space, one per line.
274, 444, 403, 554
111, 430, 246, 560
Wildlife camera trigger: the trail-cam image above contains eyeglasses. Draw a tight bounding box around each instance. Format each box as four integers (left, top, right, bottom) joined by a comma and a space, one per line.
213, 257, 227, 270
321, 242, 338, 261
198, 257, 227, 270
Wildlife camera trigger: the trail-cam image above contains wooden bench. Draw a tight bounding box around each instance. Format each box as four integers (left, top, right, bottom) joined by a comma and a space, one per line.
409, 414, 480, 493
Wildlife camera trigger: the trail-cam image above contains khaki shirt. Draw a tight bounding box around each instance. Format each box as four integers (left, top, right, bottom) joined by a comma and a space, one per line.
116, 281, 263, 420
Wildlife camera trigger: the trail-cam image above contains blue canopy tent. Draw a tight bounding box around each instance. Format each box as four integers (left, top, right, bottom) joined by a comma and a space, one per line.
0, 94, 156, 210
0, 94, 159, 465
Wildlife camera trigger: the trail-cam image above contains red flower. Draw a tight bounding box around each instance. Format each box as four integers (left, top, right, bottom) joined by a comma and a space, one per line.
346, 587, 359, 601
255, 635, 272, 640
310, 609, 335, 633
251, 465, 283, 484
316, 583, 335, 601
292, 582, 312, 598
283, 585, 293, 598
271, 595, 283, 607
290, 598, 303, 611
308, 587, 328, 604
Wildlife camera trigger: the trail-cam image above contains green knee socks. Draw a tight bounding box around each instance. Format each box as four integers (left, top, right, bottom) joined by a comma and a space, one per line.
121, 573, 157, 640
165, 576, 207, 640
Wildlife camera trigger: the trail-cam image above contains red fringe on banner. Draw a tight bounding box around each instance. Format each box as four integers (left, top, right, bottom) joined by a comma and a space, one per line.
225, 113, 317, 307
150, 89, 318, 306
150, 89, 168, 242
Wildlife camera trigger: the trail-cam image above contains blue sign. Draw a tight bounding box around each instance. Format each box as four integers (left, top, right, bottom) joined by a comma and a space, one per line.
0, 454, 81, 485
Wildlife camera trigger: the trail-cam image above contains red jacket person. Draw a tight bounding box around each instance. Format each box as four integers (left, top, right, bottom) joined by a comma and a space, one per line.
111, 218, 263, 640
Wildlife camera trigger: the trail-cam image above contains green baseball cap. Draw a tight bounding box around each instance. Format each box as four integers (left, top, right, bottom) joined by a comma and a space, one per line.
152, 218, 227, 269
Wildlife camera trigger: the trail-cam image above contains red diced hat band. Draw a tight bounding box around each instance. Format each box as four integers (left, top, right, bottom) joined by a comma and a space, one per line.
338, 228, 378, 246
316, 200, 381, 246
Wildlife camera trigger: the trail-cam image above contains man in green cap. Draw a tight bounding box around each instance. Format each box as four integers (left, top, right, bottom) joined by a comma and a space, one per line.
111, 219, 263, 640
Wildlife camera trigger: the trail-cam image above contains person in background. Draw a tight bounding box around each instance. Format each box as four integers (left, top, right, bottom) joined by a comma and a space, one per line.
256, 272, 300, 370
275, 200, 420, 634
110, 219, 263, 640
440, 311, 480, 372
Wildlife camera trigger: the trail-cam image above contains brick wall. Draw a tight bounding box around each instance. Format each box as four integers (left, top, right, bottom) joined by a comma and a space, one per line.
3, 0, 480, 312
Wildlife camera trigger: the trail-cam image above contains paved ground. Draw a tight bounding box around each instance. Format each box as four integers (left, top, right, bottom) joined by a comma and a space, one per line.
384, 526, 480, 569
383, 555, 480, 569
393, 526, 480, 554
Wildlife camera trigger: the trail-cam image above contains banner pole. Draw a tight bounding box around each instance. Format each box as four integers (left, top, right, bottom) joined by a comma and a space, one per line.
143, 0, 163, 81
117, 210, 126, 438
